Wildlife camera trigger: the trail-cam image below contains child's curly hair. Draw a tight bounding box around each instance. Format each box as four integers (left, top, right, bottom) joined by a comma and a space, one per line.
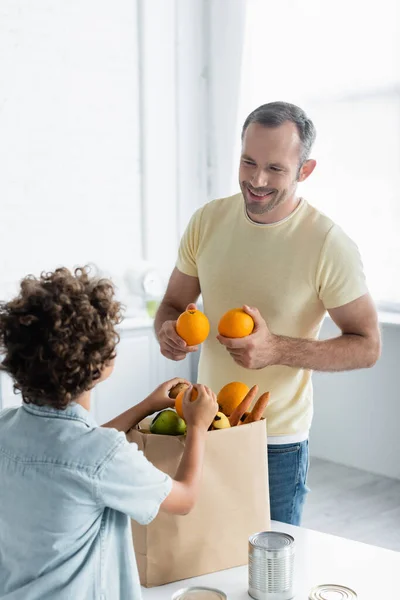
0, 266, 123, 409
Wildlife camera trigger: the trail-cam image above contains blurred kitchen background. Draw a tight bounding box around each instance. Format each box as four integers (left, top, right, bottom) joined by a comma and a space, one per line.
1, 0, 399, 550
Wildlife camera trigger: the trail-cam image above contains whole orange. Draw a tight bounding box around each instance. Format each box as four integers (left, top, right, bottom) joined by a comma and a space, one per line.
175, 386, 199, 419
176, 309, 210, 346
218, 308, 254, 338
217, 381, 250, 416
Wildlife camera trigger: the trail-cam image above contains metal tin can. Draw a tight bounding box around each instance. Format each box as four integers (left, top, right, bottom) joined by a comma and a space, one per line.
171, 586, 227, 600
308, 584, 358, 599
248, 531, 295, 600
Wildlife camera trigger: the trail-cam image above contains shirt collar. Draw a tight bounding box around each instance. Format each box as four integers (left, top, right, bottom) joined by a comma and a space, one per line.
23, 401, 98, 428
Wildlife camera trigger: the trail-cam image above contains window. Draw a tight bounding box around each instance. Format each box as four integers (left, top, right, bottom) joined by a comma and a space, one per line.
237, 0, 400, 306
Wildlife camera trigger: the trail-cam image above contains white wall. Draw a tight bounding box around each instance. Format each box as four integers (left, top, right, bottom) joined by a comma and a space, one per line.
0, 0, 142, 291
175, 0, 209, 234
0, 0, 210, 299
311, 319, 400, 481
138, 0, 177, 270
206, 0, 247, 201
140, 0, 209, 276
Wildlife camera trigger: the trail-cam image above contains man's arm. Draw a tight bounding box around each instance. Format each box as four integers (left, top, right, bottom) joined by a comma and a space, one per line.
154, 268, 201, 361
218, 295, 381, 372
274, 294, 381, 371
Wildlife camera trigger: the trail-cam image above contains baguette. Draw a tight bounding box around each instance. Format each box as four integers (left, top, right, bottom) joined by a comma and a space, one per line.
228, 385, 259, 426
242, 391, 270, 424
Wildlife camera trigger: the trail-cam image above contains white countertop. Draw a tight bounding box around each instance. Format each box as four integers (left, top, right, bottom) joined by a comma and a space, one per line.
141, 520, 398, 599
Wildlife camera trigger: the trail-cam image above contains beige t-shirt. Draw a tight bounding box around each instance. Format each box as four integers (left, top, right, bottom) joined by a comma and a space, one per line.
177, 193, 368, 437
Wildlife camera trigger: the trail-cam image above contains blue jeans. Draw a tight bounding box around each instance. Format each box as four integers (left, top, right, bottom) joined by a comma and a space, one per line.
267, 440, 310, 526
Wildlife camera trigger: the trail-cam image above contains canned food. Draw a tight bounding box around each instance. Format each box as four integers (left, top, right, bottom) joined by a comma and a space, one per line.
249, 531, 295, 600
171, 586, 227, 600
308, 583, 358, 599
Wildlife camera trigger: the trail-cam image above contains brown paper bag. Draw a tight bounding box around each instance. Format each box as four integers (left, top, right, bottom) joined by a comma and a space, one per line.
126, 419, 270, 587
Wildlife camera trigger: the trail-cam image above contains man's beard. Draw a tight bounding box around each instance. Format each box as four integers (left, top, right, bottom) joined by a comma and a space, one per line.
240, 181, 288, 215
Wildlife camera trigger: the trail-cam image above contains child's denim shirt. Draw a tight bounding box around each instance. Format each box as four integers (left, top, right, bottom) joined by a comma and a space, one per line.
0, 402, 172, 599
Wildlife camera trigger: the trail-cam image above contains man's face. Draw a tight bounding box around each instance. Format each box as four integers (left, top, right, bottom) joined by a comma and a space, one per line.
239, 121, 304, 218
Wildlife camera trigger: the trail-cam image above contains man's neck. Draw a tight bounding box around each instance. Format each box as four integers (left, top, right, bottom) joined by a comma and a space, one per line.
247, 195, 302, 225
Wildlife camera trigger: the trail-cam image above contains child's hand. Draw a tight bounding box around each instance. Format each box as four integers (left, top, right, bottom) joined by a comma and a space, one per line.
145, 378, 190, 413
183, 384, 218, 431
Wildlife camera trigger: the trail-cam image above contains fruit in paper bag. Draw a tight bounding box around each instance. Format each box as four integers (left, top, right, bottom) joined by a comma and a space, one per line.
174, 386, 199, 419
176, 309, 210, 346
211, 412, 231, 430
168, 381, 190, 399
218, 308, 254, 338
150, 409, 187, 436
217, 381, 250, 416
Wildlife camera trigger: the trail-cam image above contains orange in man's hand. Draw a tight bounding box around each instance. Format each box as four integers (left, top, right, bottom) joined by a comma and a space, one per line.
217, 381, 250, 416
218, 308, 254, 338
176, 309, 210, 346
175, 387, 199, 419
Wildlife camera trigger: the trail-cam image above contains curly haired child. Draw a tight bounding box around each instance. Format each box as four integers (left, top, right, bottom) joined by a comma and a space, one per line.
0, 266, 217, 600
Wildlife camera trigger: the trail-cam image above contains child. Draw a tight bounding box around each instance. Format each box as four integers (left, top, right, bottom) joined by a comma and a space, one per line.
0, 266, 217, 600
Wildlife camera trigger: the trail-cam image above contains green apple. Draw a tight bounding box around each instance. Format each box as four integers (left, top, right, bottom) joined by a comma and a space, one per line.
150, 409, 187, 436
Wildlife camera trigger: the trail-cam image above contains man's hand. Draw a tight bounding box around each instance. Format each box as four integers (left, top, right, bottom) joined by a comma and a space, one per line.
145, 377, 191, 413
158, 303, 199, 361
218, 295, 381, 373
217, 305, 279, 369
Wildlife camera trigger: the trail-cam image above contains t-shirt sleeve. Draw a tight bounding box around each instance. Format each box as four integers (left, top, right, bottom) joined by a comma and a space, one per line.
316, 225, 369, 310
176, 206, 204, 277
97, 435, 172, 525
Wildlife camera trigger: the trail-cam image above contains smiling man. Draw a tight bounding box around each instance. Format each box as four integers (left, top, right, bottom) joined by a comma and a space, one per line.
154, 101, 381, 525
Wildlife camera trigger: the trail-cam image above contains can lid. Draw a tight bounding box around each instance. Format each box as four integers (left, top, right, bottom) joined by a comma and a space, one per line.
309, 583, 358, 599
249, 531, 295, 551
171, 586, 227, 600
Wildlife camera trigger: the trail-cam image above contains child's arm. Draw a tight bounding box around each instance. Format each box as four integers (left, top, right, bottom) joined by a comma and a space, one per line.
96, 385, 218, 521
160, 385, 218, 515
101, 377, 189, 433
101, 399, 157, 433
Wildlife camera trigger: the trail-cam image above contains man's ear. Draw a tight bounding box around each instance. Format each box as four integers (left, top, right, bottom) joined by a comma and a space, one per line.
298, 159, 316, 182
